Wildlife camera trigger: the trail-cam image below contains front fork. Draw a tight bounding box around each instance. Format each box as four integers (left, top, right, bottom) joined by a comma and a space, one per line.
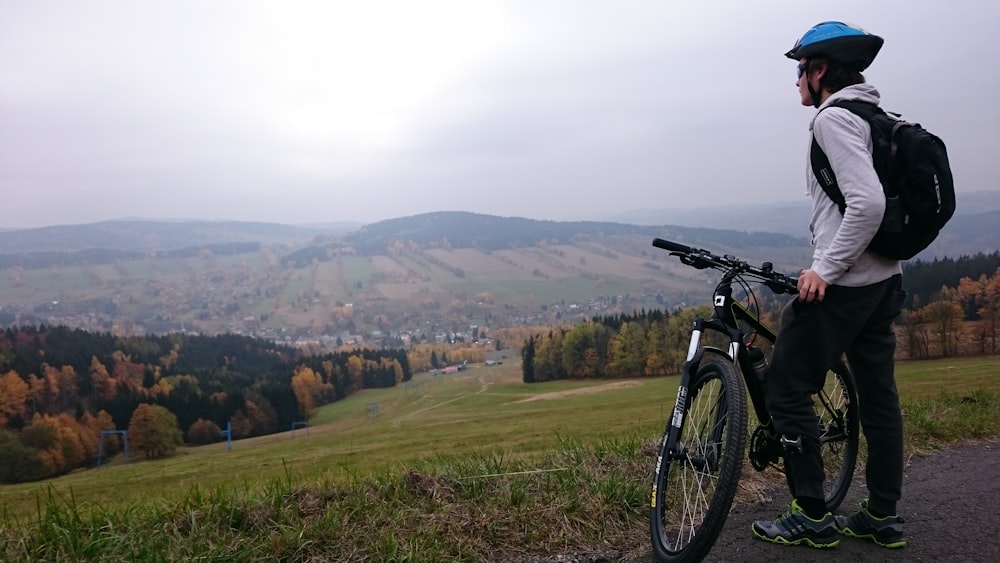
665, 324, 699, 445
663, 319, 719, 460
652, 325, 705, 509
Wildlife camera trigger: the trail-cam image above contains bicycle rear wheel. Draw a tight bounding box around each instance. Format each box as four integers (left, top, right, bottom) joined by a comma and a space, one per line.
785, 360, 859, 511
649, 356, 747, 563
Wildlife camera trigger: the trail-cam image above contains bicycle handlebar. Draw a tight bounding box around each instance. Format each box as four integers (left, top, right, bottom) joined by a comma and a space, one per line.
651, 238, 798, 295
651, 238, 694, 254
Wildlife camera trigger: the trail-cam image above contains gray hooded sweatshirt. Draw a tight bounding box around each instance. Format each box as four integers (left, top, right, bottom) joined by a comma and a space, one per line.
807, 83, 902, 287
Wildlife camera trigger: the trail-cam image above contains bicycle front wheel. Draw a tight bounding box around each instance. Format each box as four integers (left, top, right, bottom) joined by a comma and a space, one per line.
649, 356, 747, 563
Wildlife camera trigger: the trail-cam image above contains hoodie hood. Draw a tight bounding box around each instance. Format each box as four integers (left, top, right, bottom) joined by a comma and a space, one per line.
810, 84, 881, 131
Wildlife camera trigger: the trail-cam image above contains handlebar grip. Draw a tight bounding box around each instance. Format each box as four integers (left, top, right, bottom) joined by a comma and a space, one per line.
652, 238, 692, 254
765, 278, 799, 295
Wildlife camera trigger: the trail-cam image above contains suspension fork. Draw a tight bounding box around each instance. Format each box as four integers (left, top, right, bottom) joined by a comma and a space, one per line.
663, 317, 708, 459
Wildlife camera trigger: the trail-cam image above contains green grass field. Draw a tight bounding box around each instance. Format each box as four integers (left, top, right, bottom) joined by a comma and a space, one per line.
1, 355, 998, 561
2, 355, 997, 517
0, 366, 664, 517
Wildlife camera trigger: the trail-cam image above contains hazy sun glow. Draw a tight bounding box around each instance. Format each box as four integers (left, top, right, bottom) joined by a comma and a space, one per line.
247, 1, 508, 150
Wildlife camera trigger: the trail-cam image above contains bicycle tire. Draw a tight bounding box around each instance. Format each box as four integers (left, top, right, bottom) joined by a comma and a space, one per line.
650, 356, 747, 563
784, 360, 859, 511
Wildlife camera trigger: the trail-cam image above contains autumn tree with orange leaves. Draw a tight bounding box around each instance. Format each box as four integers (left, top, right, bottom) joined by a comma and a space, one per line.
0, 370, 29, 427
291, 366, 333, 419
188, 418, 222, 445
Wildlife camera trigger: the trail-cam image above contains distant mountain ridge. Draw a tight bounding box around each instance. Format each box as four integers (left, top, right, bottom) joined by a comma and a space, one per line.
599, 190, 1000, 259
0, 220, 355, 254
341, 212, 804, 255
0, 212, 809, 257
603, 190, 1000, 230
0, 191, 997, 261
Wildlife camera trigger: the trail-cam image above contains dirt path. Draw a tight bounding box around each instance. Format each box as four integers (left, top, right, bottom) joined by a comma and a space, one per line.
514, 380, 643, 403
523, 439, 1000, 562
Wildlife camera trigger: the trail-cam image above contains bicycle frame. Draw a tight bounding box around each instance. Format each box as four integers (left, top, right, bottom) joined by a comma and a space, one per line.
664, 272, 777, 460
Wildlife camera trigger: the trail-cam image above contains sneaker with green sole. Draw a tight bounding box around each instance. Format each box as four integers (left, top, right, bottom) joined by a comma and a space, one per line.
835, 499, 907, 548
751, 499, 840, 548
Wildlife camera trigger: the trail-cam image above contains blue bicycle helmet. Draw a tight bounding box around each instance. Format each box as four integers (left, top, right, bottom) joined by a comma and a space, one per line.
785, 21, 883, 71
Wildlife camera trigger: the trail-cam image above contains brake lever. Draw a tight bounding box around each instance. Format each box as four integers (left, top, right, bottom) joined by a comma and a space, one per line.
679, 254, 714, 270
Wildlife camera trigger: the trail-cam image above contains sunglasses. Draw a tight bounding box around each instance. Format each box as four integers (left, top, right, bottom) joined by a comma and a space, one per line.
796, 63, 809, 79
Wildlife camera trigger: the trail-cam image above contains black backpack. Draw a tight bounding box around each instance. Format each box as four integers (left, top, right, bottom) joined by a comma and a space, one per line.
810, 100, 955, 260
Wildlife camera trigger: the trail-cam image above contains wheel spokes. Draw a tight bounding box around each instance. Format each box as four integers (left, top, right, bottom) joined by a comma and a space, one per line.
661, 377, 727, 550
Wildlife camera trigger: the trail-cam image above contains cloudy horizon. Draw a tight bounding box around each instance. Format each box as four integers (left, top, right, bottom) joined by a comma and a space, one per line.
2, 1, 996, 230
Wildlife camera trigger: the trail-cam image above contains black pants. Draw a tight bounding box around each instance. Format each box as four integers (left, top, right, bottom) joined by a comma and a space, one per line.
766, 274, 906, 516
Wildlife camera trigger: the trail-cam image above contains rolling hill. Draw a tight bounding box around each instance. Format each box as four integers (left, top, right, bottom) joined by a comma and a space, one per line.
0, 194, 996, 340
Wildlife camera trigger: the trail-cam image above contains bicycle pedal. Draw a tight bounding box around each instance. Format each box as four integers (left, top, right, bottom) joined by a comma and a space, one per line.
780, 434, 804, 453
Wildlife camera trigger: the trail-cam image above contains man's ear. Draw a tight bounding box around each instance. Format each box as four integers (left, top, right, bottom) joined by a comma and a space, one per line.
812, 62, 828, 81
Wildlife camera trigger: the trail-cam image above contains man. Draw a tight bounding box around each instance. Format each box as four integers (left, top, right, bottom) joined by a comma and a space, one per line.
750, 21, 908, 549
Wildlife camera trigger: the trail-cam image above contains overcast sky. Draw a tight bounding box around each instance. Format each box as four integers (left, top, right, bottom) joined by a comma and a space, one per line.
1, 1, 996, 229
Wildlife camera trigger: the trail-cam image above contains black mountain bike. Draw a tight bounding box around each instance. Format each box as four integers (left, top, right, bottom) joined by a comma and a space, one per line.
648, 238, 859, 563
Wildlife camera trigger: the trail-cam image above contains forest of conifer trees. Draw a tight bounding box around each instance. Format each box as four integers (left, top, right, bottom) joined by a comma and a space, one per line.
0, 327, 411, 483
522, 254, 1000, 383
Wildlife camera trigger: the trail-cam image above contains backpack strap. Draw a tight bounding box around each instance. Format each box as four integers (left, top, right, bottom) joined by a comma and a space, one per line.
810, 138, 846, 214
809, 100, 883, 215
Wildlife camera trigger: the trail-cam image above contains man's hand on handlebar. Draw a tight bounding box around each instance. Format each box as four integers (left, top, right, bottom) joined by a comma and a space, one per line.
797, 269, 829, 303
